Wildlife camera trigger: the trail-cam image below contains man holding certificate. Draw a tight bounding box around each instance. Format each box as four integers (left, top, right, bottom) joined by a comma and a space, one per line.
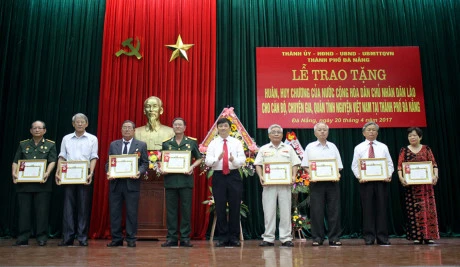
11, 121, 57, 246
160, 118, 202, 247
106, 120, 148, 248
56, 113, 98, 246
255, 124, 301, 247
351, 122, 394, 246
301, 122, 343, 246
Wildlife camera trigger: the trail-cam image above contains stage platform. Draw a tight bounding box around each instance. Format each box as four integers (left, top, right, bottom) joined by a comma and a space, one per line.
1, 238, 459, 266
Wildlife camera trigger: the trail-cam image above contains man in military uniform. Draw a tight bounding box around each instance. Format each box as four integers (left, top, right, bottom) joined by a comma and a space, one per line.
160, 118, 202, 247
11, 121, 57, 246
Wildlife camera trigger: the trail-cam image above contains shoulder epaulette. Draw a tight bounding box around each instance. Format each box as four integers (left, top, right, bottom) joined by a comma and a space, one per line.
46, 139, 55, 143
187, 136, 197, 141
162, 137, 173, 143
20, 139, 30, 143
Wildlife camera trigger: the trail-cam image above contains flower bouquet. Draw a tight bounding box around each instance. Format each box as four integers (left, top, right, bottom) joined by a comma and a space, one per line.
292, 208, 310, 239
144, 150, 162, 178
292, 168, 310, 194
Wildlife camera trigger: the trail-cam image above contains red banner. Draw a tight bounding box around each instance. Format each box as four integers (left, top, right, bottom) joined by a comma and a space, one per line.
256, 47, 427, 128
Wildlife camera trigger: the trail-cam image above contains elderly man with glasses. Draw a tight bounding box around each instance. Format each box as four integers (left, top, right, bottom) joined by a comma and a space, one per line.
255, 124, 301, 247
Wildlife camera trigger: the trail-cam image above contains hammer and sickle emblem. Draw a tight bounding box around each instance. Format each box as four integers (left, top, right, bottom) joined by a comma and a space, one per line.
115, 38, 142, 59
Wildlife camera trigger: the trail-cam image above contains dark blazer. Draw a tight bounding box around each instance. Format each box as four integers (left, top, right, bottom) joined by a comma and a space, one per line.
106, 138, 148, 191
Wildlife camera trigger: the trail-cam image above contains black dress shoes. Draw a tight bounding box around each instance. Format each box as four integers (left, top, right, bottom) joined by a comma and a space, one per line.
281, 241, 294, 247
377, 240, 391, 246
312, 241, 323, 246
106, 241, 123, 247
329, 241, 342, 246
127, 241, 136, 247
259, 241, 274, 247
161, 240, 178, 247
38, 240, 47, 246
215, 241, 228, 247
79, 241, 88, 246
180, 240, 193, 247
58, 240, 74, 246
13, 240, 29, 246
228, 240, 241, 247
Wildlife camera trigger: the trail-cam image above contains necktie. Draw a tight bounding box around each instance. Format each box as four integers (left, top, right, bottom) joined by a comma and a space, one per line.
123, 141, 129, 154
368, 141, 375, 158
222, 139, 230, 175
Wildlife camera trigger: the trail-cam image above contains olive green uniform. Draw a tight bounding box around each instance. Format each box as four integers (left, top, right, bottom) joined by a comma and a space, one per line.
162, 136, 201, 242
13, 138, 57, 242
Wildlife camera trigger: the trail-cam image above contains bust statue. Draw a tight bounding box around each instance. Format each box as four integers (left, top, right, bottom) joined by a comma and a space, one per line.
134, 96, 174, 150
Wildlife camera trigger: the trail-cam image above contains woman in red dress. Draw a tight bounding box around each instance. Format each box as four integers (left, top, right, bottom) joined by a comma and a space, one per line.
397, 127, 439, 244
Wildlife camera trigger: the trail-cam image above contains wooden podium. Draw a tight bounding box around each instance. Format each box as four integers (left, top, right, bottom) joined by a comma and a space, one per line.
137, 170, 167, 239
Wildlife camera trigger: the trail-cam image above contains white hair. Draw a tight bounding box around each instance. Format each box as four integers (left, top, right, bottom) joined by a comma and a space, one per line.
268, 124, 283, 133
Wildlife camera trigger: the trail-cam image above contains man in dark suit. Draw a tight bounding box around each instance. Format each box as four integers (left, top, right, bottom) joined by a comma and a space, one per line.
11, 120, 57, 246
106, 120, 148, 248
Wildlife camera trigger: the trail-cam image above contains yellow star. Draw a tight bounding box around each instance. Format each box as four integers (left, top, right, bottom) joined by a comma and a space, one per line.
165, 35, 194, 62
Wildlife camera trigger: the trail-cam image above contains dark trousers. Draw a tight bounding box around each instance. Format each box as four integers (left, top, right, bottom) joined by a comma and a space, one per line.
62, 184, 92, 242
17, 192, 51, 242
212, 169, 243, 242
165, 187, 193, 242
359, 182, 389, 243
310, 182, 341, 243
109, 180, 140, 242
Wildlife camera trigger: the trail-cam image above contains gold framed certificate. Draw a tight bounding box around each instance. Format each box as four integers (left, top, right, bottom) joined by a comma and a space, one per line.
263, 162, 292, 185
309, 159, 339, 181
17, 159, 47, 183
161, 150, 191, 173
402, 161, 434, 185
108, 154, 138, 178
58, 161, 88, 184
359, 158, 389, 181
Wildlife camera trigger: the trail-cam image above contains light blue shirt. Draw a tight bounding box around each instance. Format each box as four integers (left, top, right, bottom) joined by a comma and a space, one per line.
301, 140, 343, 169
351, 139, 394, 179
59, 131, 99, 163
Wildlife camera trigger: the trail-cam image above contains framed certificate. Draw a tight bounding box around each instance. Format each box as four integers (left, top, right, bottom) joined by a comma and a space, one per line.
109, 154, 138, 178
402, 161, 434, 185
309, 159, 339, 181
359, 158, 389, 181
58, 161, 88, 184
17, 159, 47, 183
263, 162, 292, 185
161, 151, 191, 173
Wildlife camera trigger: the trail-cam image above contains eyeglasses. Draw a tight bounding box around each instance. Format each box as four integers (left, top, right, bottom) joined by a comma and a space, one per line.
270, 131, 283, 135
32, 127, 45, 130
122, 126, 134, 130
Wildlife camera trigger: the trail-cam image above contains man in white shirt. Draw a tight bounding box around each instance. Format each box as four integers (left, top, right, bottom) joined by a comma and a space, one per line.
351, 122, 394, 246
301, 122, 343, 246
255, 124, 301, 247
205, 118, 246, 247
55, 113, 98, 246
